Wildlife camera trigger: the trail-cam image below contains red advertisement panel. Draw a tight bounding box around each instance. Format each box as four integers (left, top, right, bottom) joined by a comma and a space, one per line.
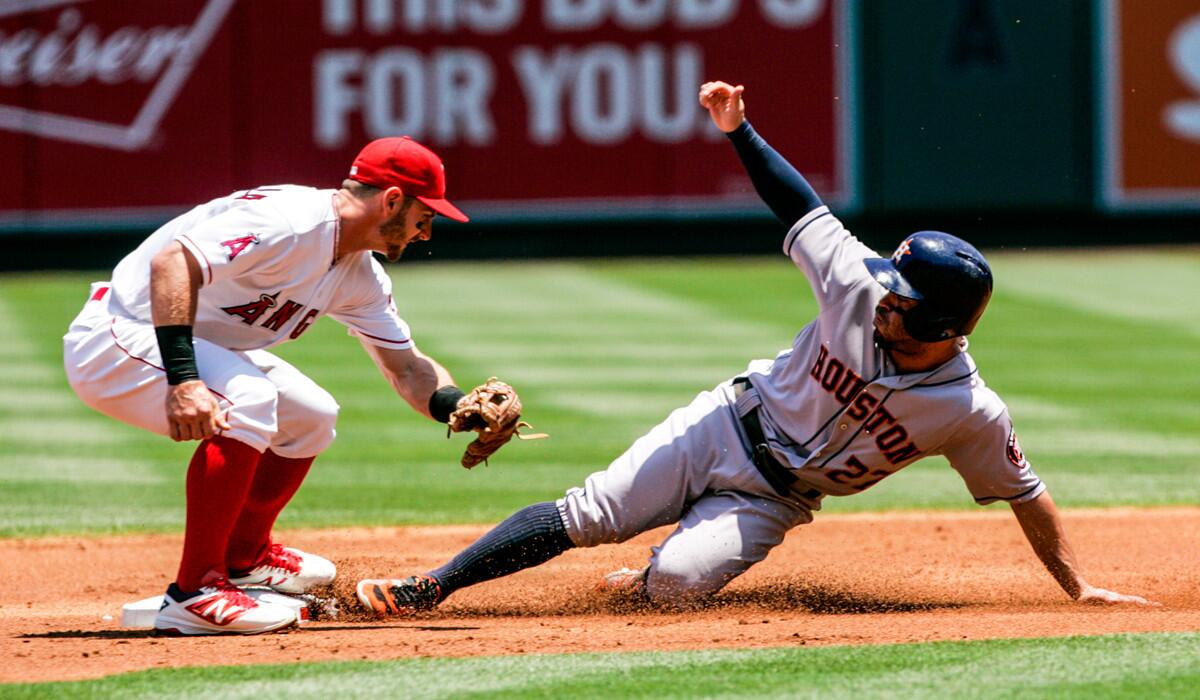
1103, 0, 1200, 208
0, 0, 853, 226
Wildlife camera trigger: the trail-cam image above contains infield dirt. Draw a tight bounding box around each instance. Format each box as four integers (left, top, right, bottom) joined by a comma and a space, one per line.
2, 508, 1198, 684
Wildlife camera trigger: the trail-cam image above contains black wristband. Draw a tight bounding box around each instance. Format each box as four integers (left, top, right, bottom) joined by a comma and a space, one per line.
154, 325, 201, 386
429, 385, 466, 423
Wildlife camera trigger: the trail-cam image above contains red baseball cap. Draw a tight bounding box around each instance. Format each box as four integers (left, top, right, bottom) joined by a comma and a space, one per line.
348, 137, 469, 222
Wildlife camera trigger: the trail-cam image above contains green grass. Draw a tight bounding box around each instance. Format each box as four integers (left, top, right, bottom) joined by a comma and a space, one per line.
1, 249, 1197, 536
3, 632, 1198, 699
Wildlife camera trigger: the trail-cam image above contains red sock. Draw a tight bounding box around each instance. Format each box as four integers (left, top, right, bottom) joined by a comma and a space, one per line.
225, 450, 315, 571
175, 436, 263, 591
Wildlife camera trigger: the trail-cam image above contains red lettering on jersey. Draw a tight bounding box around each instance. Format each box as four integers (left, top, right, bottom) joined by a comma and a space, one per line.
810, 345, 828, 380
883, 442, 920, 465
846, 391, 879, 421
863, 406, 896, 433
834, 370, 866, 403
826, 455, 870, 484
875, 425, 908, 450
828, 455, 906, 490
820, 359, 845, 391
236, 188, 281, 201
261, 300, 305, 332
852, 468, 895, 492
807, 347, 923, 473
222, 292, 279, 325
810, 347, 867, 405
290, 308, 320, 339
220, 234, 260, 261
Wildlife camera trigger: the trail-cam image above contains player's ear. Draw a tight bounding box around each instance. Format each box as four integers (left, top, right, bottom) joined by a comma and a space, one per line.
382, 186, 405, 213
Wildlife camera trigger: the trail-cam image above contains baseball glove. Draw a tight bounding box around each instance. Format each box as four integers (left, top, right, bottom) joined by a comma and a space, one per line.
448, 378, 546, 468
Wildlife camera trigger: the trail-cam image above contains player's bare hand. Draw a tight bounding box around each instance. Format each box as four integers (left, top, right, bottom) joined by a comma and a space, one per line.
699, 80, 745, 133
1076, 585, 1159, 607
166, 380, 230, 441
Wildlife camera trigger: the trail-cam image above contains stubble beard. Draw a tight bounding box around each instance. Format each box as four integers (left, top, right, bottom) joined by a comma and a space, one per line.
379, 197, 415, 262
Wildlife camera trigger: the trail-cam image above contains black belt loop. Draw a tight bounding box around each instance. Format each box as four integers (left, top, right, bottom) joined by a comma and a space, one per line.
732, 377, 820, 500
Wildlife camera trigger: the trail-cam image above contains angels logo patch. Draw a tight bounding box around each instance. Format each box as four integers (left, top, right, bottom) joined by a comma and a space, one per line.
1006, 428, 1029, 470
220, 234, 260, 261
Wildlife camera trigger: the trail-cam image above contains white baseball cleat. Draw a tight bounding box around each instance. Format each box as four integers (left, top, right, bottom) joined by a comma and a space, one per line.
599, 566, 648, 593
154, 579, 297, 635
229, 543, 337, 594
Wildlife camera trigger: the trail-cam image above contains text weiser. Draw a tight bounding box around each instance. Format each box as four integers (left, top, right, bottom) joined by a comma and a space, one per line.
0, 8, 188, 87
222, 293, 320, 340
315, 0, 829, 148
809, 345, 920, 490
0, 1, 237, 153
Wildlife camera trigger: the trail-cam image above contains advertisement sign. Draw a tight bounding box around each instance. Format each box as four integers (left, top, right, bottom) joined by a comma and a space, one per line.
1101, 0, 1200, 209
0, 0, 854, 228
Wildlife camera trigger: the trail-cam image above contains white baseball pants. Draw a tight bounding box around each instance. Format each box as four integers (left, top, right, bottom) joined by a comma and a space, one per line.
557, 380, 817, 605
63, 283, 338, 458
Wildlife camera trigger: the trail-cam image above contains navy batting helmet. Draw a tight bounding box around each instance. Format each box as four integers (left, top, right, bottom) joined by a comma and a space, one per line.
863, 231, 993, 343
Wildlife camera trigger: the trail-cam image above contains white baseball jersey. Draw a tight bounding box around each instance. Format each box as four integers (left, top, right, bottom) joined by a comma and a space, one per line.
740, 206, 1043, 505
108, 185, 412, 352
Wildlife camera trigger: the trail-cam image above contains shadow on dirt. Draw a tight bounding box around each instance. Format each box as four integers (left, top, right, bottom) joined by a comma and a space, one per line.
367, 581, 968, 619
21, 629, 166, 639
17, 623, 477, 639
717, 583, 964, 614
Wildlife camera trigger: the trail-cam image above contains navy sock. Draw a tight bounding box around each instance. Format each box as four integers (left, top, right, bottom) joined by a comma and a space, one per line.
429, 502, 574, 596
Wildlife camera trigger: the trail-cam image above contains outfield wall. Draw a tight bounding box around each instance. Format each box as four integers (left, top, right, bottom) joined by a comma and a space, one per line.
2, 0, 1198, 269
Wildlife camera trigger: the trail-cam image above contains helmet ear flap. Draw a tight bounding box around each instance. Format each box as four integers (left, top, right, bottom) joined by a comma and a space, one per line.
901, 304, 958, 343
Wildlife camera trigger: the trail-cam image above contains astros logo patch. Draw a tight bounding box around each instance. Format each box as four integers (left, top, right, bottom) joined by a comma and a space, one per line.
1006, 428, 1028, 470
891, 237, 914, 264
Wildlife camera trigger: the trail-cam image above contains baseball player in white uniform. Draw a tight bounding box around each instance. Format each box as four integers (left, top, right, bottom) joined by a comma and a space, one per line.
63, 137, 519, 634
355, 82, 1153, 615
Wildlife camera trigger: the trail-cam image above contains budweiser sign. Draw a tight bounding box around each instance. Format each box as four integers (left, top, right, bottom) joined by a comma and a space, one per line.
0, 0, 235, 151
2, 0, 851, 226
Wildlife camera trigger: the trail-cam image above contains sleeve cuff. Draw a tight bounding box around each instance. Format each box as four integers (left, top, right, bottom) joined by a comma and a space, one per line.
176, 234, 214, 286
973, 481, 1046, 506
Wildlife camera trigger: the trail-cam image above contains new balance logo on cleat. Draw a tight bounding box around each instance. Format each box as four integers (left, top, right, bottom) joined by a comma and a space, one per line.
155, 579, 297, 635
186, 595, 250, 626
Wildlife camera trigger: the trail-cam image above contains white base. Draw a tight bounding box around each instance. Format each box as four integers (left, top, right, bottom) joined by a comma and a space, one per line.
121, 590, 309, 628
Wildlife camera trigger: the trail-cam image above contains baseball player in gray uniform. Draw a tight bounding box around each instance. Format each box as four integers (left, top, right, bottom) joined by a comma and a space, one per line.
356, 81, 1154, 614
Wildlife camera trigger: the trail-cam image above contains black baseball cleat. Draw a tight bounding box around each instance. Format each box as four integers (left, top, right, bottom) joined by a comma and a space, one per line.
356, 574, 443, 616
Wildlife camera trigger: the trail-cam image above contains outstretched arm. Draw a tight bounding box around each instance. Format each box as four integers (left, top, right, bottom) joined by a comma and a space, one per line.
699, 80, 824, 225
359, 340, 456, 421
1010, 490, 1155, 605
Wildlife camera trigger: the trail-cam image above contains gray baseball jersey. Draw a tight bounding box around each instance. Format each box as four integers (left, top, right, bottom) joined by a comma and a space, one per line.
558, 206, 1041, 603
745, 205, 1043, 505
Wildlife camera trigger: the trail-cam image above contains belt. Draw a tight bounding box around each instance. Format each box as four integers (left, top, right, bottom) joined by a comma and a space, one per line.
733, 377, 822, 501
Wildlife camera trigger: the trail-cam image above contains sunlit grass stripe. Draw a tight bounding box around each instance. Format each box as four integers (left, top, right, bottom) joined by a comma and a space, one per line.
988, 250, 1200, 338
3, 632, 1197, 699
